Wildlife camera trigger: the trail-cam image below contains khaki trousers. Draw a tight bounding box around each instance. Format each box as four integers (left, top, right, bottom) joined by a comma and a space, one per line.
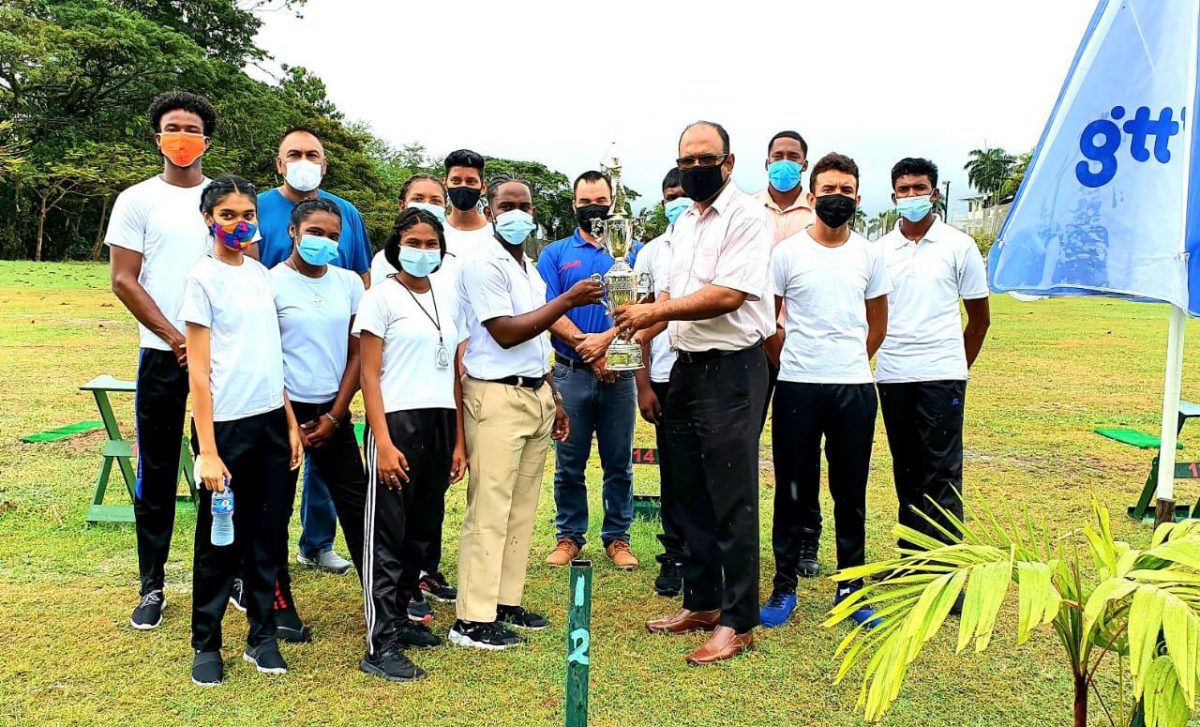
456, 377, 555, 623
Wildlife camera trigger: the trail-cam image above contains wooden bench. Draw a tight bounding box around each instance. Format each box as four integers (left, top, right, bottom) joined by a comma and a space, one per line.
1128, 400, 1200, 523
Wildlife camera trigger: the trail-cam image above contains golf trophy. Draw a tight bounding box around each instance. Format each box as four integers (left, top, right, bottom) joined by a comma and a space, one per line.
590, 153, 653, 370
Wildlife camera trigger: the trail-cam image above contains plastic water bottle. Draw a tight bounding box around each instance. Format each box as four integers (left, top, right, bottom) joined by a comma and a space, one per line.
210, 483, 234, 546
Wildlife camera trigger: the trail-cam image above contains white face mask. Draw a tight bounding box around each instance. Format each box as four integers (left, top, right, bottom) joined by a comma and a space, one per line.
285, 160, 323, 192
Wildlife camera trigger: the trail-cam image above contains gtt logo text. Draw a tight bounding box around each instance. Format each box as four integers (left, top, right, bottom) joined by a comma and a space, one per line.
1076, 106, 1182, 188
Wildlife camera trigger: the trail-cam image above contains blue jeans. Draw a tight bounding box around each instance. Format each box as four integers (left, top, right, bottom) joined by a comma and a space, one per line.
552, 362, 636, 547
298, 454, 340, 557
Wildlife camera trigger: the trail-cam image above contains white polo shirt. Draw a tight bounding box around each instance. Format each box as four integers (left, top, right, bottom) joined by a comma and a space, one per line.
665, 183, 774, 352
104, 175, 211, 351
633, 230, 677, 383
458, 244, 551, 380
445, 220, 497, 266
772, 229, 891, 384
875, 217, 989, 383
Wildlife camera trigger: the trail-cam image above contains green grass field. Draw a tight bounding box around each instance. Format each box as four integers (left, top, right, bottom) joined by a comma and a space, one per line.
1, 260, 1198, 725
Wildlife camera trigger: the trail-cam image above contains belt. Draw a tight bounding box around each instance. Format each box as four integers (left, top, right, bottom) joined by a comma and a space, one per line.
554, 354, 588, 370
675, 340, 763, 365
479, 375, 546, 390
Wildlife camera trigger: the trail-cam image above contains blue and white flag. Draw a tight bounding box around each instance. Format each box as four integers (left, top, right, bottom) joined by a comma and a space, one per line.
988, 0, 1200, 314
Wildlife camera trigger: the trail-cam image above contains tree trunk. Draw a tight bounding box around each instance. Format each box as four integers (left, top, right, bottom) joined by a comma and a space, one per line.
35, 194, 47, 262
91, 197, 109, 260
1073, 673, 1088, 727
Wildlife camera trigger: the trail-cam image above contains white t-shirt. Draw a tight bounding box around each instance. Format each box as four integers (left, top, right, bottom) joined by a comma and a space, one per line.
875, 217, 989, 383
772, 229, 892, 384
370, 249, 463, 289
458, 246, 551, 380
633, 231, 677, 383
444, 220, 498, 266
271, 263, 364, 404
104, 175, 211, 351
353, 274, 465, 412
180, 255, 285, 422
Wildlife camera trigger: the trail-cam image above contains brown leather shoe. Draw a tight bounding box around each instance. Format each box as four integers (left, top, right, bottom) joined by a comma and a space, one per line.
645, 608, 720, 635
686, 625, 753, 666
605, 540, 638, 570
545, 539, 580, 567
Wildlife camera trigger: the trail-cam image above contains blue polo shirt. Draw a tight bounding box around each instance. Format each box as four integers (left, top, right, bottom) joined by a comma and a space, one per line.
256, 187, 371, 273
538, 228, 640, 360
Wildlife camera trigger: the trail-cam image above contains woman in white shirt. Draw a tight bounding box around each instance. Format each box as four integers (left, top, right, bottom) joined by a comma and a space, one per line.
180, 175, 303, 687
355, 208, 467, 682
258, 197, 367, 644
370, 175, 449, 282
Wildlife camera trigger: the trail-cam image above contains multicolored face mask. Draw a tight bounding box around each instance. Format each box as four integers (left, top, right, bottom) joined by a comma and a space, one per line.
211, 220, 257, 251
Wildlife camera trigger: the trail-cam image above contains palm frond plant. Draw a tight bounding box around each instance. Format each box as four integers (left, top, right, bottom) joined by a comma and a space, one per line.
825, 497, 1200, 726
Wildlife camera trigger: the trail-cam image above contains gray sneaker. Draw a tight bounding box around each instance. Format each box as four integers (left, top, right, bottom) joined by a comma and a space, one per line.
297, 549, 352, 575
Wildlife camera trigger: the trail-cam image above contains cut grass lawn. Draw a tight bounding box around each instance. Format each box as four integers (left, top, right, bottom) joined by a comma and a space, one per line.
1, 260, 1198, 725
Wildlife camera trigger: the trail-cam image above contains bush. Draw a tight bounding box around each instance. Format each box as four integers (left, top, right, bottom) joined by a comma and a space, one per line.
972, 231, 995, 258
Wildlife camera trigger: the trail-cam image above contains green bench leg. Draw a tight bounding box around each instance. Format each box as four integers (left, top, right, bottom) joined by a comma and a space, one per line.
1128, 458, 1160, 523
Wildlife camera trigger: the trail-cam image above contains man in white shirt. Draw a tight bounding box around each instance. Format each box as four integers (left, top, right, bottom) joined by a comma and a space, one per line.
442, 149, 497, 265
762, 153, 890, 631
615, 121, 773, 666
450, 176, 603, 651
107, 91, 217, 631
632, 168, 688, 597
876, 157, 991, 556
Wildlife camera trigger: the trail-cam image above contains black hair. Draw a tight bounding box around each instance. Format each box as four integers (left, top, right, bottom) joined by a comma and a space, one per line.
280, 126, 321, 145
199, 175, 257, 215
147, 92, 217, 137
809, 152, 860, 192
444, 149, 485, 173
768, 130, 808, 157
289, 197, 341, 233
573, 170, 612, 197
679, 120, 731, 155
400, 173, 447, 203
384, 208, 447, 273
662, 167, 682, 192
890, 157, 939, 189
487, 173, 531, 204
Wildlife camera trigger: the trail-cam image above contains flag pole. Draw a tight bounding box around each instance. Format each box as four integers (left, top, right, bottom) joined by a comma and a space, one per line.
1155, 305, 1187, 526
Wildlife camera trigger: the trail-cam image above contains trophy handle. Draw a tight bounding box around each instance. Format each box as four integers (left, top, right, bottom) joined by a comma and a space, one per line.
589, 273, 611, 314
590, 217, 605, 241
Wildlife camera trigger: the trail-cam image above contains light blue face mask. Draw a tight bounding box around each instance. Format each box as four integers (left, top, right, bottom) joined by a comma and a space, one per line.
896, 194, 933, 223
408, 201, 447, 224
494, 209, 536, 245
664, 197, 691, 225
398, 246, 441, 278
767, 160, 803, 193
297, 235, 339, 266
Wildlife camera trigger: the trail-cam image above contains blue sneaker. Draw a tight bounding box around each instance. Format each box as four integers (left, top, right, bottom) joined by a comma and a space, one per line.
759, 591, 798, 628
835, 585, 883, 629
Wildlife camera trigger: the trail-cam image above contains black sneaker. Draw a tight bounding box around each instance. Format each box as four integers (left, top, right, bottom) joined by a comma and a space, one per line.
448, 620, 525, 650
228, 578, 247, 613
131, 590, 166, 630
797, 540, 820, 578
395, 620, 443, 649
419, 571, 458, 602
496, 604, 548, 630
360, 644, 426, 682
243, 642, 288, 675
191, 651, 223, 687
275, 607, 312, 644
407, 595, 433, 623
654, 561, 683, 597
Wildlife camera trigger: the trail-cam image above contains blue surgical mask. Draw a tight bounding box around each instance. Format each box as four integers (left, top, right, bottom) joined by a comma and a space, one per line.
896, 194, 933, 223
767, 160, 803, 193
297, 235, 339, 266
664, 197, 691, 225
408, 201, 447, 224
494, 209, 536, 245
398, 246, 441, 278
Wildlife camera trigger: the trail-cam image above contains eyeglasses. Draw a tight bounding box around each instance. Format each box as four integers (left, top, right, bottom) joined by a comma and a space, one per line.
676, 154, 728, 170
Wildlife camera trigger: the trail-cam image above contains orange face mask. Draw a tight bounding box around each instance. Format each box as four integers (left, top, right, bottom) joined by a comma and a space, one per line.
157, 132, 207, 168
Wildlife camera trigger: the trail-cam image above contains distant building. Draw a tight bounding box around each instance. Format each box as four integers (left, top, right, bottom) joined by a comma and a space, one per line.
952, 194, 1011, 237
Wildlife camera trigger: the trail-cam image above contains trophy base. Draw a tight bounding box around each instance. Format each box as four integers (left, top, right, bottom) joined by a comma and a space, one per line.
606, 342, 644, 371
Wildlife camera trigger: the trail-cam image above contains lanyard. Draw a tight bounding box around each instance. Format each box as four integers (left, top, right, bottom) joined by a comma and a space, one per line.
398, 279, 443, 346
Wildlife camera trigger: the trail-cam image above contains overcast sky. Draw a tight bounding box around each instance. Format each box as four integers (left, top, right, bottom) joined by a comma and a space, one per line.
254, 0, 1098, 219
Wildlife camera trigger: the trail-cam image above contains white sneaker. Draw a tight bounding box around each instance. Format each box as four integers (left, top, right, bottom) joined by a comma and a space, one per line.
297, 549, 352, 575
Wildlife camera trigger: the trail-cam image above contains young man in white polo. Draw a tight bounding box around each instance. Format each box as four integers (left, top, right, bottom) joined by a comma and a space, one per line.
876, 157, 991, 561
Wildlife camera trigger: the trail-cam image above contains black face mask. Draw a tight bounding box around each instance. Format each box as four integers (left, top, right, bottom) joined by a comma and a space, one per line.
575, 204, 609, 235
814, 193, 857, 228
447, 186, 482, 211
680, 164, 726, 202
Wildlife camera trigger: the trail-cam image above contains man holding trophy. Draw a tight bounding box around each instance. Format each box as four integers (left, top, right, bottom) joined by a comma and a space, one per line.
614, 121, 773, 665
538, 169, 642, 571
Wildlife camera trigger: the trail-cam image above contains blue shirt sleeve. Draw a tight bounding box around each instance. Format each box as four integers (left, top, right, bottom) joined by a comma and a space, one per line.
538, 243, 563, 303
347, 206, 371, 274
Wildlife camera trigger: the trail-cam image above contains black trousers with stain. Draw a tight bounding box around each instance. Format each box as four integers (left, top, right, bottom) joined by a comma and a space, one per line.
650, 380, 683, 566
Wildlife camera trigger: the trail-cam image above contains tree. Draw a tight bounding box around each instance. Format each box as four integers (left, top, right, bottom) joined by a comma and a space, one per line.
826, 498, 1200, 727
964, 147, 1016, 205
1001, 150, 1034, 201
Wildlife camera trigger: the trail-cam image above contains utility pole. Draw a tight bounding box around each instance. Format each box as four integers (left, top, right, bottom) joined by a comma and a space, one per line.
943, 181, 951, 222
